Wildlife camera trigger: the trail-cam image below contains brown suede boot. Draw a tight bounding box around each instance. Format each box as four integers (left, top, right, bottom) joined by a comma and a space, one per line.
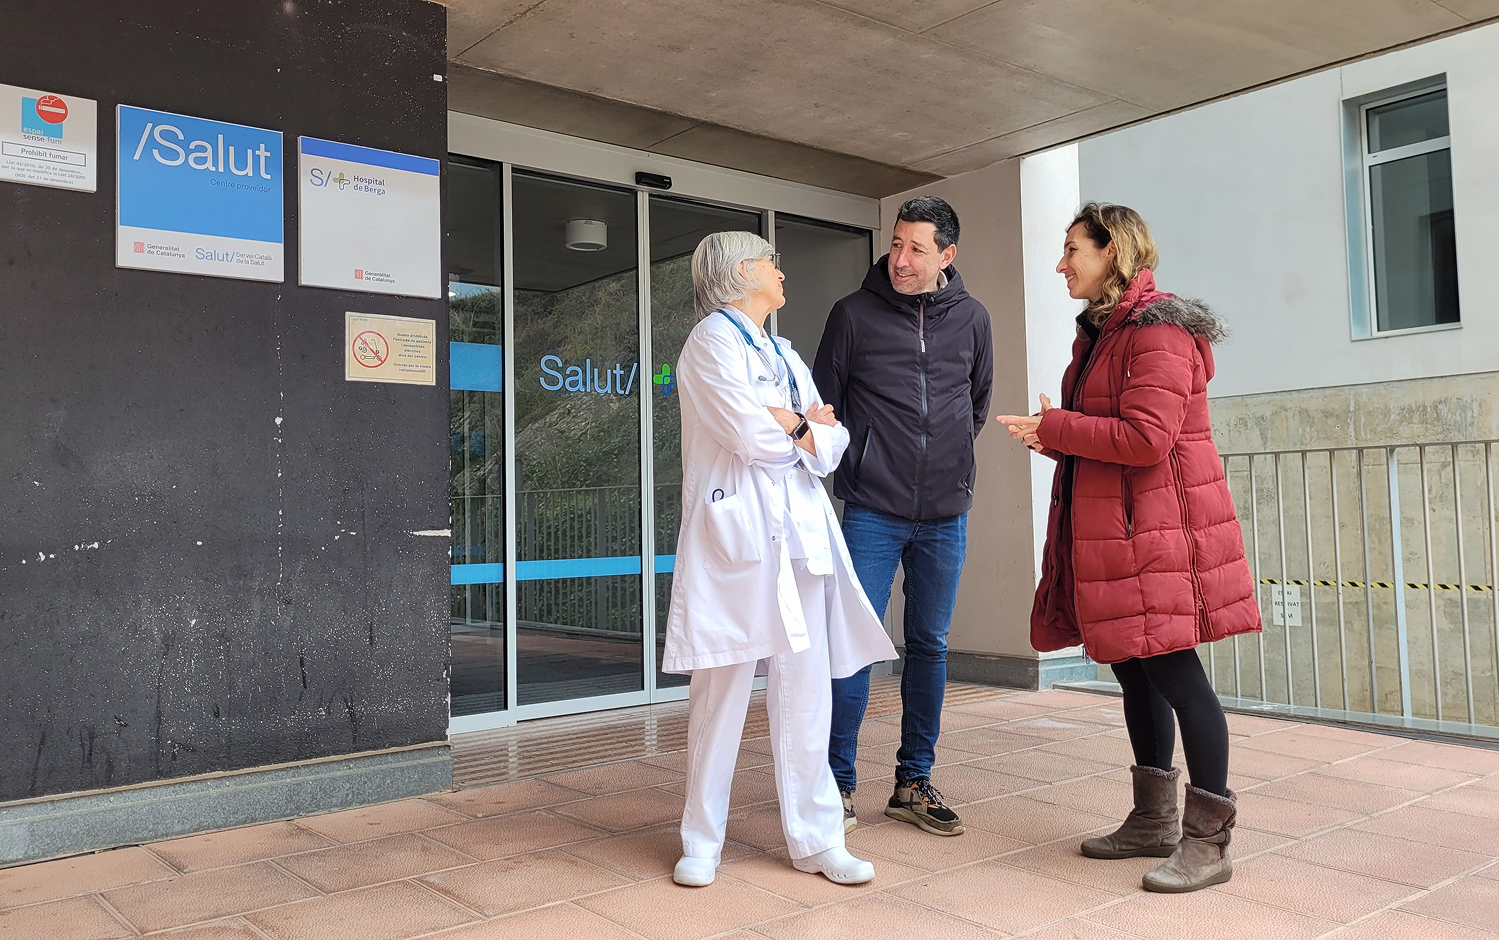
1142, 785, 1236, 892
1080, 765, 1181, 859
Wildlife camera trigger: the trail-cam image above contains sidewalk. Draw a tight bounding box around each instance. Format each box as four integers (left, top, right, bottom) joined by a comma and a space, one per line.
2, 681, 1497, 940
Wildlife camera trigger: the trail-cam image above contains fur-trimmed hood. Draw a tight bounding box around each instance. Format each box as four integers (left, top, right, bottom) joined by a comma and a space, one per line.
1131, 295, 1231, 345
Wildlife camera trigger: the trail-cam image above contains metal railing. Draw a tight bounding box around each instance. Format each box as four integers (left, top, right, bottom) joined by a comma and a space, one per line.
1208, 439, 1499, 740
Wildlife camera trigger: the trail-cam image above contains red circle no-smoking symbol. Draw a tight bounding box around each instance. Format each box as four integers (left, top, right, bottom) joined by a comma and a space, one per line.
352, 330, 389, 368
35, 95, 68, 124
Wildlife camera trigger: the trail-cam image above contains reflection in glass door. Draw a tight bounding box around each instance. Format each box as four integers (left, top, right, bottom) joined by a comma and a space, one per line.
512, 171, 645, 706
647, 197, 763, 692
448, 156, 507, 717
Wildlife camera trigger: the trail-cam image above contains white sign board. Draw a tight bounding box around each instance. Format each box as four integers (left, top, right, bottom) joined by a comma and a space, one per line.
299, 137, 440, 298
345, 312, 437, 386
1270, 584, 1302, 627
116, 105, 284, 281
0, 84, 97, 192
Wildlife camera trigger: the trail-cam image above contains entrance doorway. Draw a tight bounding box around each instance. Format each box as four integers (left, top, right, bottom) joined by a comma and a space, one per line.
446, 117, 877, 732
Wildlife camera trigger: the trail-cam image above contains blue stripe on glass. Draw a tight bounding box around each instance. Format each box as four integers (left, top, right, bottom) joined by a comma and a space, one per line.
450, 342, 503, 392
299, 136, 440, 176
450, 555, 679, 585
451, 563, 504, 585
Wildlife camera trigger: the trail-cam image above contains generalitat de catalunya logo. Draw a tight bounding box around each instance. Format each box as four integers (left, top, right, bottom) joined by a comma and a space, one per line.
21, 94, 68, 140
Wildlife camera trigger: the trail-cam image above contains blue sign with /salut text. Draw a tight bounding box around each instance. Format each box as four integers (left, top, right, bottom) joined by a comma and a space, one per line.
116, 104, 284, 281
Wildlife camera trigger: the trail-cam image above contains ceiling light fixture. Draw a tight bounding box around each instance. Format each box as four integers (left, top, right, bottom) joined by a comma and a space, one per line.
565, 219, 607, 251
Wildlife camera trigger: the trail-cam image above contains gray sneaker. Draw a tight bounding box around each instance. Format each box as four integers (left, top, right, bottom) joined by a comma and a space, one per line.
841, 789, 857, 833
886, 778, 965, 836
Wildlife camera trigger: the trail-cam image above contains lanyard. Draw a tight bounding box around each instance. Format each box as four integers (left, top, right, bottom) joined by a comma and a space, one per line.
720, 309, 801, 412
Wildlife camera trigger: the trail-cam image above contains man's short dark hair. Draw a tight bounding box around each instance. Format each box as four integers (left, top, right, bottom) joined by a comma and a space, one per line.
896, 196, 960, 251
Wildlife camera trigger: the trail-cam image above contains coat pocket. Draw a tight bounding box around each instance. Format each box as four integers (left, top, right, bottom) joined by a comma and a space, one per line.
700, 493, 762, 568
1122, 471, 1136, 539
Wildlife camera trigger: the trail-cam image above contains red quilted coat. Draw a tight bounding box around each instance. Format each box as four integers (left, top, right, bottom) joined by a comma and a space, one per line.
1032, 270, 1261, 664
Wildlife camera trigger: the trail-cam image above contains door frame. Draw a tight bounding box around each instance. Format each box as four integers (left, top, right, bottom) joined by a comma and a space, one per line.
447, 114, 879, 734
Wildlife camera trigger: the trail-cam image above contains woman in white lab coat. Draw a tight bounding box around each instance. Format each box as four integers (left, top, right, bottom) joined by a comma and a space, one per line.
663, 231, 897, 887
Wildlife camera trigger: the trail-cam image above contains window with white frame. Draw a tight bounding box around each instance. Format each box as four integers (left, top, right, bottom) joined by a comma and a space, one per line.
1358, 87, 1459, 334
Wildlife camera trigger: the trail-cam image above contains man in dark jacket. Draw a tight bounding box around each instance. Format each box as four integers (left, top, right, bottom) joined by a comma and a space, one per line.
813, 196, 993, 837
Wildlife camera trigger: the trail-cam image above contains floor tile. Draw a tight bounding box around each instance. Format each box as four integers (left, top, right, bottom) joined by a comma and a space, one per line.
148, 822, 333, 873
575, 874, 801, 940
1227, 746, 1327, 781
1007, 690, 1107, 710
1467, 772, 1499, 791
102, 861, 319, 933
1337, 908, 1499, 939
1233, 791, 1362, 837
1379, 740, 1499, 776
854, 720, 903, 747
419, 848, 630, 916
551, 786, 686, 833
1212, 852, 1421, 923
0, 846, 175, 909
560, 823, 758, 881
1228, 826, 1298, 860
1234, 730, 1383, 762
931, 709, 1015, 732
273, 832, 475, 893
751, 891, 1004, 940
1289, 722, 1407, 748
422, 902, 646, 940
1016, 920, 1140, 940
1354, 803, 1499, 855
141, 917, 264, 938
422, 811, 606, 860
1314, 755, 1479, 793
843, 819, 1025, 871
1001, 839, 1161, 896
718, 848, 924, 907
1039, 735, 1138, 766
958, 795, 1119, 845
1005, 717, 1115, 741
947, 698, 1056, 722
1398, 874, 1499, 933
246, 881, 476, 940
1086, 887, 1337, 940
545, 761, 684, 796
1277, 827, 1490, 887
1224, 713, 1301, 736
909, 763, 1043, 805
1419, 783, 1499, 820
939, 726, 1054, 757
1248, 772, 1419, 815
970, 748, 1115, 784
296, 799, 469, 844
725, 803, 799, 852
887, 860, 1117, 934
0, 896, 131, 940
1022, 775, 1135, 819
425, 779, 589, 818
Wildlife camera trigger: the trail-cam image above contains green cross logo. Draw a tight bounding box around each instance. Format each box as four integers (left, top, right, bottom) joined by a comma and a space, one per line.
653, 363, 676, 397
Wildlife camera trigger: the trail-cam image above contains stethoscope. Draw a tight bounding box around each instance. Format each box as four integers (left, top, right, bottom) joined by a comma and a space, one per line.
720, 309, 802, 412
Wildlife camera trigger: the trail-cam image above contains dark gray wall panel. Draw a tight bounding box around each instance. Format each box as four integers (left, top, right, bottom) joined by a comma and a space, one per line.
0, 0, 450, 801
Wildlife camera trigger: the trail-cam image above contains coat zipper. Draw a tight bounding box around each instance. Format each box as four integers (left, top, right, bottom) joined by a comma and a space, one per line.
1170, 450, 1210, 635
915, 297, 929, 518
1123, 474, 1135, 538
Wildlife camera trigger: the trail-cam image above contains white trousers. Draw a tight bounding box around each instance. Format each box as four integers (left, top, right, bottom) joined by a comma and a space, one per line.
680, 561, 845, 861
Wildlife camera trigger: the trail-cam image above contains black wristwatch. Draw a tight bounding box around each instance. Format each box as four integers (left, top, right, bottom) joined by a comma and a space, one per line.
790, 412, 811, 441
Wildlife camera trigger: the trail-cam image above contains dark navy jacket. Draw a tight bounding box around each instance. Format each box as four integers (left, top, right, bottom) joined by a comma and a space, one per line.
812, 258, 994, 521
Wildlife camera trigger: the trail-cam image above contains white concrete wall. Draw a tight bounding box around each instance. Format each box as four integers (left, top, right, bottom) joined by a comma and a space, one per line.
1077, 21, 1499, 399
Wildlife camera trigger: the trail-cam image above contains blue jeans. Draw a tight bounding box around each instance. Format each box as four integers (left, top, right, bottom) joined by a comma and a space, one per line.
829, 502, 967, 791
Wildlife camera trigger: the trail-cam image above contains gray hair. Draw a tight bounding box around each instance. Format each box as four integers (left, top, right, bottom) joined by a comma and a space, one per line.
691, 231, 775, 318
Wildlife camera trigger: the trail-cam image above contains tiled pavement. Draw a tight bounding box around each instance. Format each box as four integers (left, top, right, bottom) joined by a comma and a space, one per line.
4, 683, 1499, 940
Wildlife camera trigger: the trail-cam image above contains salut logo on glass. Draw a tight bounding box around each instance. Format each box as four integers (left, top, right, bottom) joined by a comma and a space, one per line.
20, 94, 68, 140
653, 363, 677, 397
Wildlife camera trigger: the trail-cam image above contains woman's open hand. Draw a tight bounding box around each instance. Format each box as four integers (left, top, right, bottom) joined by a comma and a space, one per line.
806, 403, 835, 426
996, 394, 1053, 452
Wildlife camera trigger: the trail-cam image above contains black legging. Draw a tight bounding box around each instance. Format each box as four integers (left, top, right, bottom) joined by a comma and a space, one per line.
1111, 649, 1230, 796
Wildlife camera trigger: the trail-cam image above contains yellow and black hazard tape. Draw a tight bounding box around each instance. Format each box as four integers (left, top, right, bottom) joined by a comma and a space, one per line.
1258, 577, 1495, 592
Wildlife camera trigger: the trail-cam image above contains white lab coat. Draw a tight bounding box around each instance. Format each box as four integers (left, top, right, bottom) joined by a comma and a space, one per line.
661, 307, 897, 677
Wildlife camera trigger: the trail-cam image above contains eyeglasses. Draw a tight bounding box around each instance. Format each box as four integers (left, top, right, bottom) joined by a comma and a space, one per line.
766, 253, 782, 270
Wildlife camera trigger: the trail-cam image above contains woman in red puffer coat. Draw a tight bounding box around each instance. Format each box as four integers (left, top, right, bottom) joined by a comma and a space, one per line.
997, 203, 1260, 895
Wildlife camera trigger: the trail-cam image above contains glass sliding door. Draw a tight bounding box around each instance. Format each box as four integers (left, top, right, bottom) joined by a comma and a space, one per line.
772, 213, 873, 362
647, 197, 763, 692
447, 156, 508, 717
512, 171, 645, 706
